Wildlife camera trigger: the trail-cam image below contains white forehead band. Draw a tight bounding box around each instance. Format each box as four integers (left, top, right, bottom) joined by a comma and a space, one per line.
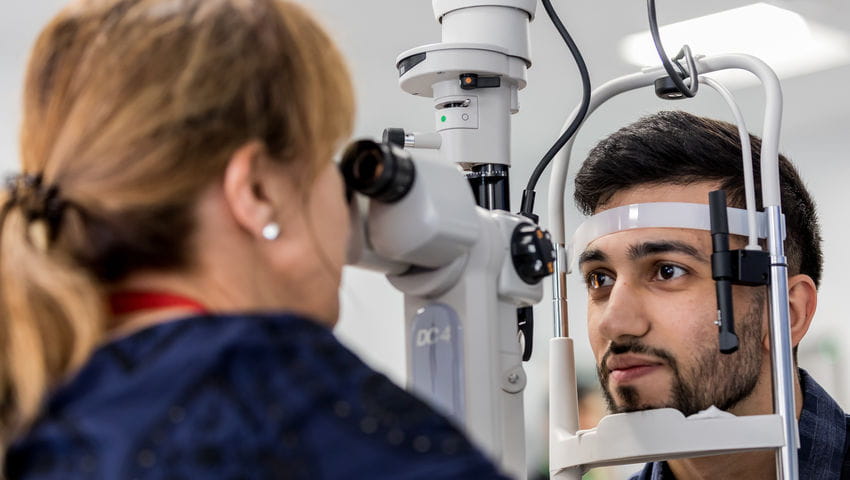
567, 202, 786, 271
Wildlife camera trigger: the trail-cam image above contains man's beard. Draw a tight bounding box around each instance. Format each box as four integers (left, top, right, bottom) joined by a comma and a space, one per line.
597, 292, 764, 416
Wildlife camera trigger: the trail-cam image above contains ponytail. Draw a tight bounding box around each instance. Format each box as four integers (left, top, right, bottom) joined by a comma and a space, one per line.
0, 179, 105, 450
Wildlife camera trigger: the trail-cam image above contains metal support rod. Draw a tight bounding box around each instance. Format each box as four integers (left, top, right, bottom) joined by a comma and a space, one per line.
467, 163, 510, 211
552, 246, 569, 337
766, 205, 798, 479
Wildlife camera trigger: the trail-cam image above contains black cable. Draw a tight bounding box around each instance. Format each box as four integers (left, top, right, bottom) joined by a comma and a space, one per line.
520, 0, 591, 220
648, 0, 698, 97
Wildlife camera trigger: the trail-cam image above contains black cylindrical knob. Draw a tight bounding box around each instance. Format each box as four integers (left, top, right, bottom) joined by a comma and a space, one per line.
511, 224, 556, 285
654, 74, 688, 100
382, 128, 406, 148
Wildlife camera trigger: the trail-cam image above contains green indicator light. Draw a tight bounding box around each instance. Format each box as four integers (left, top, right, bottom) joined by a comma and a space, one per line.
441, 115, 447, 122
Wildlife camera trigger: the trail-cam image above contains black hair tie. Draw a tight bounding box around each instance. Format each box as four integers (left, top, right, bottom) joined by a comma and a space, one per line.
3, 172, 68, 248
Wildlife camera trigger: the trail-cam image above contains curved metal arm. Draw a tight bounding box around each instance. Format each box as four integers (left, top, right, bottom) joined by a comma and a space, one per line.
547, 53, 783, 244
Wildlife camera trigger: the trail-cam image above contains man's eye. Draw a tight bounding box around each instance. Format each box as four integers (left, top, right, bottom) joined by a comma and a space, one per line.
587, 271, 615, 289
655, 264, 687, 281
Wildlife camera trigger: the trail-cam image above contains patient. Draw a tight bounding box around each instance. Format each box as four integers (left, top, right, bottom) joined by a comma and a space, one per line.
0, 1, 508, 478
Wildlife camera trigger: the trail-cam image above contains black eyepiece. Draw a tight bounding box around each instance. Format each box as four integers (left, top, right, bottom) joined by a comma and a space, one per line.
340, 140, 415, 203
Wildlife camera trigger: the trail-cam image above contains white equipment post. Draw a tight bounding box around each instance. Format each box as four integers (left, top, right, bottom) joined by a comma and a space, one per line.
349, 2, 549, 478
394, 3, 538, 477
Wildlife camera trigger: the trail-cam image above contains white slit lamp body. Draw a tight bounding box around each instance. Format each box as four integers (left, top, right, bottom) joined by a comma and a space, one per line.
347, 2, 542, 478
345, 2, 799, 480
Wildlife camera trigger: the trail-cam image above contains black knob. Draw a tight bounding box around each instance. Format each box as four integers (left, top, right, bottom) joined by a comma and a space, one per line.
511, 224, 556, 285
382, 128, 406, 148
654, 74, 689, 100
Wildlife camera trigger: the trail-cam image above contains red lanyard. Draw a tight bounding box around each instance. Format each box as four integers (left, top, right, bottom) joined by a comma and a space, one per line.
109, 291, 208, 316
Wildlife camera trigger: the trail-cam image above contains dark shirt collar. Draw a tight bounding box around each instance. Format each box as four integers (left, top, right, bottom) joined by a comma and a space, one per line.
632, 369, 849, 480
796, 368, 848, 479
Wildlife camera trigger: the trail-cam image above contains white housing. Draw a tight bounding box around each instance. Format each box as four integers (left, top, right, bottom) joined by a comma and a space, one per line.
367, 154, 480, 269
434, 0, 537, 64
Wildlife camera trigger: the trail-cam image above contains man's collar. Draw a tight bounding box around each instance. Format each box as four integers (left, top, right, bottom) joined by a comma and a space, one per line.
797, 368, 848, 479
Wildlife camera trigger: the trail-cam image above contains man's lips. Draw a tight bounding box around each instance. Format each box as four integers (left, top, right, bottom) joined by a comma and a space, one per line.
605, 354, 665, 383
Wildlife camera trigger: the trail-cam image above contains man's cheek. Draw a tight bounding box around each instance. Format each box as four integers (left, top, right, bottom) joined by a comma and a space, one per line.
585, 313, 597, 337
587, 328, 606, 362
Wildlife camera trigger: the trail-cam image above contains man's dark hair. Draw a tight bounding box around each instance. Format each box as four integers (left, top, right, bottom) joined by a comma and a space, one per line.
574, 110, 823, 287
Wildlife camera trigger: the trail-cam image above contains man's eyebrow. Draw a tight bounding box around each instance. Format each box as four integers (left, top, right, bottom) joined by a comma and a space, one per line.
627, 240, 708, 263
578, 248, 607, 267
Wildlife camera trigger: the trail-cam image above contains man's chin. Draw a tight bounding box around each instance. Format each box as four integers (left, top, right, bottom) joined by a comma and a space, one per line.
605, 385, 673, 414
611, 402, 668, 414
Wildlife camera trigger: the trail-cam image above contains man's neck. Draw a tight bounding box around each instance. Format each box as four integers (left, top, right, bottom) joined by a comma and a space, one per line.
668, 450, 775, 480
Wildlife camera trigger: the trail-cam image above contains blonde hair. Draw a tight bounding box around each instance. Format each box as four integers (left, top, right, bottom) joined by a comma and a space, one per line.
0, 0, 353, 448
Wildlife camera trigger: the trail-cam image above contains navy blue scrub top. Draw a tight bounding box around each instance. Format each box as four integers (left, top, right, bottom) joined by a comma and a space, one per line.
5, 313, 510, 479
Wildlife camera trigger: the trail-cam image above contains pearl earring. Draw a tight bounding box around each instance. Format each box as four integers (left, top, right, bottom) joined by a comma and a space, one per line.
262, 222, 281, 241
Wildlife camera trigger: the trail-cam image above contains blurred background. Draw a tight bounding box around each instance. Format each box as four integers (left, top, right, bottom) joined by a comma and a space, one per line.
3, 1, 849, 478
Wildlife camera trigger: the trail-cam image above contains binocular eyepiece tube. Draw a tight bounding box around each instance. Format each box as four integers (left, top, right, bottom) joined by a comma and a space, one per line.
340, 140, 416, 203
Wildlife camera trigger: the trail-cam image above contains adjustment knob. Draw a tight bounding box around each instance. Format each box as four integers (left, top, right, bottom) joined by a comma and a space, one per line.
511, 224, 556, 285
382, 128, 406, 148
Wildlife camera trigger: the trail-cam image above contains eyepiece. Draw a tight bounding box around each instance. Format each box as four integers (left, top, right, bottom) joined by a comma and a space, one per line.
340, 139, 415, 203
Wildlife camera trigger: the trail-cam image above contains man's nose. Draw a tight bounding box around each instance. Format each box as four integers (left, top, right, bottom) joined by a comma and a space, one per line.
595, 278, 651, 342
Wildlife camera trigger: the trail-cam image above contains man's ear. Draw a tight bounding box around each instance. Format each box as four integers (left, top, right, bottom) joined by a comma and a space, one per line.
222, 141, 275, 239
763, 274, 817, 350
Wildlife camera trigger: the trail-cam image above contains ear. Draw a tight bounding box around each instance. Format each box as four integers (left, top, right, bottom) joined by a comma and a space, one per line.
222, 142, 276, 239
787, 274, 817, 348
762, 274, 817, 350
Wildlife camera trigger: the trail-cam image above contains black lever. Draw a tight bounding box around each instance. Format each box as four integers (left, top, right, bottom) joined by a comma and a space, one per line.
709, 190, 740, 354
517, 306, 534, 362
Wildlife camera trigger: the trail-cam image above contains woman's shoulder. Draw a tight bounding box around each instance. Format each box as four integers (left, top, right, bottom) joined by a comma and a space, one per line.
4, 313, 327, 478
